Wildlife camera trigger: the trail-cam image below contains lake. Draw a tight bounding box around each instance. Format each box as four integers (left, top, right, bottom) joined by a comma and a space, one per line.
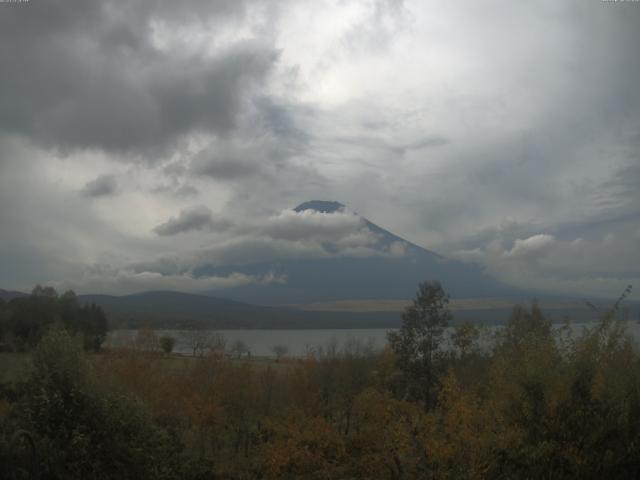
107, 328, 393, 357
106, 321, 640, 357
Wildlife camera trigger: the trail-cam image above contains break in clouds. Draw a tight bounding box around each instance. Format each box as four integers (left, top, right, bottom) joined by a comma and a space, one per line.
0, 0, 639, 296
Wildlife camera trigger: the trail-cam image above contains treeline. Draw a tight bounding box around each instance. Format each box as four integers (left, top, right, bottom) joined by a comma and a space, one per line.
0, 285, 107, 351
1, 282, 639, 479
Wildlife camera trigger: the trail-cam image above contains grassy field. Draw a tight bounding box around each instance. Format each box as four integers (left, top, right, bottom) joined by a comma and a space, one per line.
0, 350, 294, 387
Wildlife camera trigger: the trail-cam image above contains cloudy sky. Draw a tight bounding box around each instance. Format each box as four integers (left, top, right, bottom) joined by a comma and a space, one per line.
0, 0, 639, 297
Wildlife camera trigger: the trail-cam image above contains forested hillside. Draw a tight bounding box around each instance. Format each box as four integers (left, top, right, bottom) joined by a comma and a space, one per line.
0, 286, 107, 351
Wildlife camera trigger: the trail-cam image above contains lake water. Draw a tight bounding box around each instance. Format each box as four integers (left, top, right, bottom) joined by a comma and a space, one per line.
107, 328, 393, 357
106, 321, 640, 358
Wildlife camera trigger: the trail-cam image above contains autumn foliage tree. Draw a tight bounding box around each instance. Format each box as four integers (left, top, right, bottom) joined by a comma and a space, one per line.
6, 328, 177, 479
388, 280, 451, 409
2, 282, 640, 479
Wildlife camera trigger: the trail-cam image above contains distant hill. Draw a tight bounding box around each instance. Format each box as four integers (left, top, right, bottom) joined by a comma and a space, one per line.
70, 291, 630, 329
76, 290, 402, 329
2, 288, 634, 329
0, 289, 28, 302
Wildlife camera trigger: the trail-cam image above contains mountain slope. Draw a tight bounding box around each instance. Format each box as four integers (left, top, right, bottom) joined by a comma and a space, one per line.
0, 289, 28, 302
294, 200, 346, 214
202, 201, 521, 304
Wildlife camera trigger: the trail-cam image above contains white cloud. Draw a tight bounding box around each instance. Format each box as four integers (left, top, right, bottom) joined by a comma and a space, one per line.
256, 209, 364, 241
503, 234, 555, 258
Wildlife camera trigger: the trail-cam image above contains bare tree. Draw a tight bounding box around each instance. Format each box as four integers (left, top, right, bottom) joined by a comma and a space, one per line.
209, 332, 227, 357
134, 326, 159, 354
230, 339, 250, 359
182, 329, 213, 357
271, 344, 288, 361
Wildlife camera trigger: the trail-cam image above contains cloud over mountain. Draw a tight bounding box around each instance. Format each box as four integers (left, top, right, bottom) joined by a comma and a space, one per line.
0, 1, 638, 297
154, 206, 229, 236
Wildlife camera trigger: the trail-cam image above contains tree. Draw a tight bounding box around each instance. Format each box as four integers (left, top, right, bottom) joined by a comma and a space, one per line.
31, 284, 58, 299
12, 328, 176, 479
258, 411, 345, 479
497, 301, 553, 354
271, 344, 288, 361
209, 332, 227, 358
1, 286, 107, 351
80, 303, 108, 351
0, 298, 6, 345
230, 340, 249, 359
159, 335, 176, 356
451, 321, 480, 358
182, 329, 213, 357
388, 280, 451, 409
134, 326, 159, 353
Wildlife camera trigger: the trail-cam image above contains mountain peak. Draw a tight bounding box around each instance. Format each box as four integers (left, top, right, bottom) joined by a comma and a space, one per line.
294, 200, 345, 214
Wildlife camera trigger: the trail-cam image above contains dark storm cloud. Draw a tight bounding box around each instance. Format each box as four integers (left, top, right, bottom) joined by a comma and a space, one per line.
188, 97, 313, 183
252, 97, 311, 145
80, 175, 118, 198
0, 0, 278, 154
192, 155, 263, 180
1, 0, 640, 297
138, 208, 386, 277
153, 205, 232, 236
597, 163, 640, 212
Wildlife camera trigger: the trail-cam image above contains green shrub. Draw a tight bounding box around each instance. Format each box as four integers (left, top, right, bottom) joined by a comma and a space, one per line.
11, 328, 177, 479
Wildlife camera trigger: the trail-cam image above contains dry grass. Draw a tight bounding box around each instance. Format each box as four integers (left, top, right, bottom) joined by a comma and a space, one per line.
0, 350, 293, 386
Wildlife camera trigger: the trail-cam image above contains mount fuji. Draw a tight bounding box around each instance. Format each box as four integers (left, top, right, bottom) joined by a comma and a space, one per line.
198, 200, 521, 305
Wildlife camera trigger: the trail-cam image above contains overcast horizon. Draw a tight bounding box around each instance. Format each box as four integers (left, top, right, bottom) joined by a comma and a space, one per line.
1, 0, 639, 298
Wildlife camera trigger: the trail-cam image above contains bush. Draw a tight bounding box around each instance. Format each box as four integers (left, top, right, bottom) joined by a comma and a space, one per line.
10, 328, 177, 479
160, 336, 176, 355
